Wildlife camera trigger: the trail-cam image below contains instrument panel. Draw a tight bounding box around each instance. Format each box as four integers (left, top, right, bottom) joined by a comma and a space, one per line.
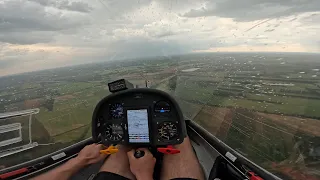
92, 88, 186, 146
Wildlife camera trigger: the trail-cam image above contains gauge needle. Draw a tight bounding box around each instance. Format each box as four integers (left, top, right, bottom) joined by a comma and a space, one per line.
164, 135, 169, 140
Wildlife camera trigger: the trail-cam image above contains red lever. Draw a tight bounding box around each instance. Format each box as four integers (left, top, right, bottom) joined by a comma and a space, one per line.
0, 168, 28, 179
248, 172, 263, 180
157, 145, 180, 154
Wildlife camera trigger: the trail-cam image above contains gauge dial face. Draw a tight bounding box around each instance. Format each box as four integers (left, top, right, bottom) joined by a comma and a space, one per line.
105, 124, 124, 141
158, 122, 178, 141
110, 103, 124, 118
154, 101, 171, 113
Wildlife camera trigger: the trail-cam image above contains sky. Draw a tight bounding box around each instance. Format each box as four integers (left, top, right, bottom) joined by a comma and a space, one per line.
0, 0, 319, 76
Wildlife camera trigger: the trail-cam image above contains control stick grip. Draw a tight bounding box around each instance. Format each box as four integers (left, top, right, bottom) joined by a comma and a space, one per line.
134, 150, 145, 158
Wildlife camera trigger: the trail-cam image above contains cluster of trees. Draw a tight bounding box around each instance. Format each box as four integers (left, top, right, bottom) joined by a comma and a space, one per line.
43, 97, 55, 111
168, 75, 177, 91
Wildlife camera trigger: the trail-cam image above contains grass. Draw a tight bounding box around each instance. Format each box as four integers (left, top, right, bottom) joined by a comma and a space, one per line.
0, 91, 10, 97
218, 96, 320, 117
21, 82, 42, 90
45, 82, 100, 95
36, 94, 104, 136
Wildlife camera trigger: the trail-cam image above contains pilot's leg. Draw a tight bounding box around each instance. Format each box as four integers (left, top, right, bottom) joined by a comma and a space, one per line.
96, 145, 136, 180
161, 137, 204, 180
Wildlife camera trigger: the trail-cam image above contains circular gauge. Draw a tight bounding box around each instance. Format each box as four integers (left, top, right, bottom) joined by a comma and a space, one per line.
158, 122, 178, 141
154, 101, 171, 113
105, 124, 124, 141
110, 103, 124, 118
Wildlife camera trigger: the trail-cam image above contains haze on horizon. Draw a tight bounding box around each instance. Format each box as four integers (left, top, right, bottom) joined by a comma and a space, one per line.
0, 0, 319, 77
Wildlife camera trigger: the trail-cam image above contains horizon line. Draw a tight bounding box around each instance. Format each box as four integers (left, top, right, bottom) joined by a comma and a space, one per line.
0, 51, 320, 78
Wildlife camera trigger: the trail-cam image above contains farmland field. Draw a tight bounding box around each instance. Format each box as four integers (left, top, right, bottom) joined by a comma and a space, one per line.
0, 52, 320, 179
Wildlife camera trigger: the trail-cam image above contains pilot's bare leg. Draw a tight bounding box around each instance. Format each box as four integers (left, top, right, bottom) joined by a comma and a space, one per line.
161, 137, 204, 180
99, 145, 136, 180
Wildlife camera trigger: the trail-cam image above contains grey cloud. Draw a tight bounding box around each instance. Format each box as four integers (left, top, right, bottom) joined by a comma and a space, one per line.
28, 0, 92, 13
155, 0, 204, 13
94, 0, 152, 19
109, 38, 190, 58
182, 0, 320, 21
289, 17, 298, 22
0, 0, 89, 44
154, 31, 175, 38
65, 1, 92, 12
151, 29, 190, 38
0, 32, 54, 44
0, 1, 87, 32
0, 1, 55, 32
0, 17, 60, 33
0, 0, 319, 76
300, 13, 320, 24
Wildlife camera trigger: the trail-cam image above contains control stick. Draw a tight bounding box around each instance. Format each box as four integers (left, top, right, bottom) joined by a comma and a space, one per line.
134, 150, 145, 158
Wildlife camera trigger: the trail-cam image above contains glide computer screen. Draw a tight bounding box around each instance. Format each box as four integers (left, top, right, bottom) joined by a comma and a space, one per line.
127, 109, 150, 143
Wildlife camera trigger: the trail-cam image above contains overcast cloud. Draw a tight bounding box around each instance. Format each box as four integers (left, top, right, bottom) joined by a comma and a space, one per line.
0, 0, 319, 76
182, 0, 320, 21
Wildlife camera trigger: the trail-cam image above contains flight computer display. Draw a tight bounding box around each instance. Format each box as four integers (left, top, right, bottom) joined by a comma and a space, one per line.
127, 109, 150, 143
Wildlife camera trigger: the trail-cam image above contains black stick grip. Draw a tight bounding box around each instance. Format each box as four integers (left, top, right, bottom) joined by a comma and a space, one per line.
134, 150, 145, 158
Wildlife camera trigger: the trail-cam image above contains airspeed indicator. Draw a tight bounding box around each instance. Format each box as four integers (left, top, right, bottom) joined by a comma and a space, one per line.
158, 122, 178, 141
105, 124, 124, 142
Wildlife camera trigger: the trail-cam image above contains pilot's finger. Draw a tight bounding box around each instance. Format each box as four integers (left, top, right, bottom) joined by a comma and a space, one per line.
127, 149, 136, 160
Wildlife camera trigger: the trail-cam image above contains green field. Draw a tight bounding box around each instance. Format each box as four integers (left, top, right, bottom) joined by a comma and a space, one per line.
1, 53, 320, 178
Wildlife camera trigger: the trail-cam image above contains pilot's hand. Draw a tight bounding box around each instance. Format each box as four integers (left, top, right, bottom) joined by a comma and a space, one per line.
76, 144, 107, 166
127, 148, 156, 180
